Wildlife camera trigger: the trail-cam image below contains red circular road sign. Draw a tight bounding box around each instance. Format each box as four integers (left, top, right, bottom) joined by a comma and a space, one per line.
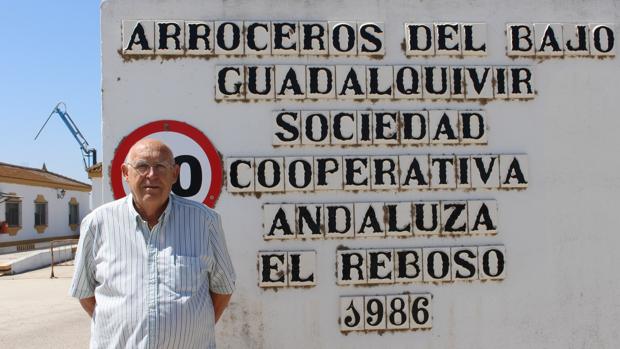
111, 120, 222, 208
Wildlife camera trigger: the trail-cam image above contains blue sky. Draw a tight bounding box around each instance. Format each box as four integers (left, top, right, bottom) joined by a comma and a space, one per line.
0, 1, 101, 183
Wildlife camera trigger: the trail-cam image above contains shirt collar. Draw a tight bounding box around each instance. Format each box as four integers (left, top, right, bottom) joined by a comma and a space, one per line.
127, 193, 175, 225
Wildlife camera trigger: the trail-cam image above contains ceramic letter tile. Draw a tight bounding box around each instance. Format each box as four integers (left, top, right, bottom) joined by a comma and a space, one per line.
460, 23, 487, 56
214, 21, 245, 55
478, 245, 506, 280
300, 22, 329, 55
284, 157, 315, 192
226, 157, 254, 193
499, 154, 528, 189
340, 296, 365, 331
364, 296, 387, 330
272, 110, 300, 146
563, 24, 590, 56
122, 20, 155, 55
287, 251, 316, 286
245, 21, 272, 55
329, 21, 358, 55
258, 251, 288, 287
590, 24, 615, 57
422, 247, 452, 282
404, 23, 435, 56
358, 22, 386, 56
366, 249, 394, 284
506, 23, 535, 56
467, 200, 498, 235
254, 157, 285, 192
386, 294, 410, 330
155, 20, 184, 55
262, 203, 296, 240
185, 21, 215, 55
324, 203, 355, 238
451, 247, 479, 281
534, 23, 564, 56
337, 249, 367, 285
354, 202, 386, 238
394, 248, 423, 283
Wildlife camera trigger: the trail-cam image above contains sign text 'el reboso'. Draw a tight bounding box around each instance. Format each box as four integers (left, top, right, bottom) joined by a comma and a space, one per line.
121, 20, 614, 333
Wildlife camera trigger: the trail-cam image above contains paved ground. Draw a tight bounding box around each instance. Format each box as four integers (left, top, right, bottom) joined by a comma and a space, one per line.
0, 263, 91, 349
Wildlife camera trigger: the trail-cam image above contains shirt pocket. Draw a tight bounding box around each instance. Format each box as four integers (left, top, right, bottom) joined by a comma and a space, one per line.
160, 254, 209, 296
175, 256, 208, 294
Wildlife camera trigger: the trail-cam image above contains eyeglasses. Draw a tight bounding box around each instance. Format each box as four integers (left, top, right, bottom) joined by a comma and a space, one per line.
125, 161, 173, 175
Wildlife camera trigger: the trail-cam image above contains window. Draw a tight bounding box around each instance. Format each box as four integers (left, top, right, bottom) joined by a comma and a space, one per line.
69, 201, 79, 225
35, 202, 48, 226
34, 195, 48, 232
5, 201, 21, 227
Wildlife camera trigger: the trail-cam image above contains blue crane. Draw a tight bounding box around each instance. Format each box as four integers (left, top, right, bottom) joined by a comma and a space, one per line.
34, 102, 97, 170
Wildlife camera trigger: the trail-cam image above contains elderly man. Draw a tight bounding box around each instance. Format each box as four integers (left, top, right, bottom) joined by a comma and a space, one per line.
70, 139, 235, 349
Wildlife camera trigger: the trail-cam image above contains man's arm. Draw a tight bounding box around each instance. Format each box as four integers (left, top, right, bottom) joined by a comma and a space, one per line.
69, 214, 98, 309
210, 291, 232, 323
79, 296, 96, 318
208, 212, 235, 323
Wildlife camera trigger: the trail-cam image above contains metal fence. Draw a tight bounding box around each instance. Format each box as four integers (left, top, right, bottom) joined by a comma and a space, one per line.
50, 239, 79, 278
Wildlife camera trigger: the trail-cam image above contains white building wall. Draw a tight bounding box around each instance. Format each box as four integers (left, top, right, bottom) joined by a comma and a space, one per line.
89, 176, 103, 210
101, 0, 620, 348
0, 182, 90, 245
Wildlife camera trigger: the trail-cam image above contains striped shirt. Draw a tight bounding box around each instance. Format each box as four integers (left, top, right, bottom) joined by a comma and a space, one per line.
69, 193, 236, 349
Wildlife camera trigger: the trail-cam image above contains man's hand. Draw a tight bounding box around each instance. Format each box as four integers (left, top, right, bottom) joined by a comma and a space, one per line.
210, 291, 232, 323
79, 296, 96, 318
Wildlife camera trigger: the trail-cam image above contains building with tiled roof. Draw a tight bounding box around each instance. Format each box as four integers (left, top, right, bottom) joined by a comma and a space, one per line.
0, 162, 91, 252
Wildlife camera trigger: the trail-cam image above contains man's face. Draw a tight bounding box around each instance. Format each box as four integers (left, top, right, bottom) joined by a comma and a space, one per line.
121, 141, 179, 210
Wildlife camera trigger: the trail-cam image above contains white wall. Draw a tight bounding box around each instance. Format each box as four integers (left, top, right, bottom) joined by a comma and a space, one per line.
0, 182, 89, 245
90, 176, 103, 210
101, 0, 620, 348
10, 245, 76, 274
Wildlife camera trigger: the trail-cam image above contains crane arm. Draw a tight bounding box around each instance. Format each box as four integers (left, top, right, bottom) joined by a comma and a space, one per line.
34, 102, 97, 169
